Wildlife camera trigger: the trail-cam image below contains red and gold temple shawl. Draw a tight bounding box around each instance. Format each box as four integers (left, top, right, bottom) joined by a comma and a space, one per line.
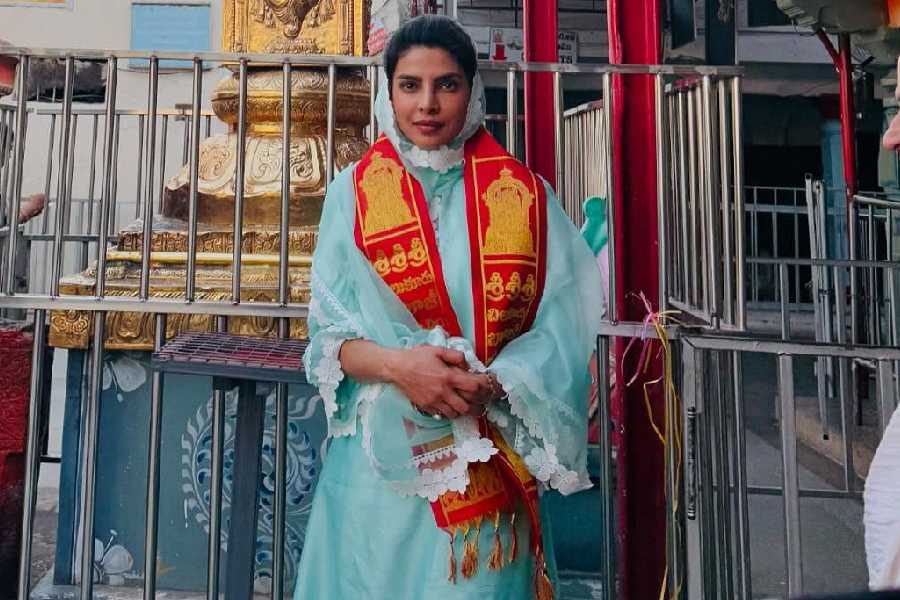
353, 128, 554, 599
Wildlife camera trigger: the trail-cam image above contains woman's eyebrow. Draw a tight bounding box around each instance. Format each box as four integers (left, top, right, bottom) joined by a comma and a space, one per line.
395, 74, 421, 82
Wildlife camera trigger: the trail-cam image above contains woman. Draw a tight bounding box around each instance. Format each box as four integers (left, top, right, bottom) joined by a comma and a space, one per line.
295, 16, 602, 599
865, 56, 900, 591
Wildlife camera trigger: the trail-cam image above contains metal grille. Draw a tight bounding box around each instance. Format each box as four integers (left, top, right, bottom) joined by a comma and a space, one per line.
152, 331, 307, 383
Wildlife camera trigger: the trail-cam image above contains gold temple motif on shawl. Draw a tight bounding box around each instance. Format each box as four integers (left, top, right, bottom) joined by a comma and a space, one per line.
360, 152, 416, 236
482, 167, 536, 256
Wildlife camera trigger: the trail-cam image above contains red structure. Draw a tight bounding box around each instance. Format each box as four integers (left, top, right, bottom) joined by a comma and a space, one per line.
0, 330, 34, 598
522, 0, 558, 187
606, 2, 666, 599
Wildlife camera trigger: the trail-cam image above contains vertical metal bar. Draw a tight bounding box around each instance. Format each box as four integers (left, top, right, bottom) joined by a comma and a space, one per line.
731, 77, 747, 329
15, 309, 46, 600
596, 335, 615, 600
109, 113, 121, 233
133, 114, 146, 219
868, 205, 878, 344
682, 343, 704, 600
325, 63, 336, 187
140, 57, 159, 300
718, 80, 734, 325
778, 354, 804, 596
39, 113, 56, 235
273, 301, 289, 600
850, 201, 859, 346
48, 56, 74, 297
185, 58, 202, 302
602, 72, 617, 321
834, 265, 856, 491
5, 56, 29, 294
677, 92, 690, 305
553, 70, 564, 203
142, 313, 167, 600
654, 74, 669, 313
232, 59, 248, 304
686, 88, 700, 307
206, 378, 227, 599
367, 64, 378, 145
877, 359, 897, 436
95, 57, 117, 298
506, 68, 517, 155
780, 262, 791, 340
85, 114, 99, 241
80, 314, 106, 600
279, 61, 291, 307
731, 350, 751, 599
702, 76, 721, 325
158, 114, 169, 212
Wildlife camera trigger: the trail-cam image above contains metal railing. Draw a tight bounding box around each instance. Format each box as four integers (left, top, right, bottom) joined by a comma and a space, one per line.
596, 320, 898, 600
659, 76, 746, 330
0, 45, 745, 600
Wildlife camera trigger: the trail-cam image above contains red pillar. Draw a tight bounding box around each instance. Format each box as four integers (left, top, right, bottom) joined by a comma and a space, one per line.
606, 1, 666, 599
523, 0, 558, 187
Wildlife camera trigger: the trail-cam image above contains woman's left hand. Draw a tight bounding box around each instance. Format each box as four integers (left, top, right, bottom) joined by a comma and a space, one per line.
455, 371, 504, 416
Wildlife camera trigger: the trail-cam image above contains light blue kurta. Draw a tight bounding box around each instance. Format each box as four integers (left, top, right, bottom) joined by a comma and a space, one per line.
294, 157, 602, 599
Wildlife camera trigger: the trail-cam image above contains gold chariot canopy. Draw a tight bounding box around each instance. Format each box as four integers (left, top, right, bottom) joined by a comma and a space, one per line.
48, 0, 373, 351
223, 0, 370, 55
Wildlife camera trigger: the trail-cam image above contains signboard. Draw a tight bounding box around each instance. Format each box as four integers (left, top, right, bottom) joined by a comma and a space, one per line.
486, 27, 578, 64
130, 2, 211, 69
0, 0, 69, 6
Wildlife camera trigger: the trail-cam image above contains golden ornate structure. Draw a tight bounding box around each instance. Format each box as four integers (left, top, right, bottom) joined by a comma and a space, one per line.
49, 0, 371, 350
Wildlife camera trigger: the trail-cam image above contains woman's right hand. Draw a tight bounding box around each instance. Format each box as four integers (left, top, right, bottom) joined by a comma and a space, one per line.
386, 346, 488, 419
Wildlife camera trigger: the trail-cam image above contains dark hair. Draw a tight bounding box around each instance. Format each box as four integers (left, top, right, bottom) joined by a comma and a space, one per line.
384, 15, 477, 92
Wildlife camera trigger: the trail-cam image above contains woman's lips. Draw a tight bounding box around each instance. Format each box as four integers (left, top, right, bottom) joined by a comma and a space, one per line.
413, 120, 443, 135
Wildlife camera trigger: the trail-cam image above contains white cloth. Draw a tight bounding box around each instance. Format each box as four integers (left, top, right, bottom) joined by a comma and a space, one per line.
865, 404, 900, 589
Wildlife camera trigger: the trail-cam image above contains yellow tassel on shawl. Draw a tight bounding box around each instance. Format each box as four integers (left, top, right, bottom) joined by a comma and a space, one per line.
534, 550, 555, 600
447, 528, 458, 584
508, 511, 519, 564
460, 519, 482, 579
488, 511, 504, 571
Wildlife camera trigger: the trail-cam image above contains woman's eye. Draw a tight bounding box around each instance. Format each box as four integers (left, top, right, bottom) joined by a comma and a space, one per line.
400, 81, 417, 91
440, 81, 458, 91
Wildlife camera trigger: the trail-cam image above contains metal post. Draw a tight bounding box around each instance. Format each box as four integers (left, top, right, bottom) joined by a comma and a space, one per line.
367, 64, 378, 145
134, 114, 146, 219
718, 79, 734, 326
325, 63, 336, 187
48, 56, 74, 297
553, 70, 564, 202
15, 309, 47, 600
186, 58, 202, 302
731, 77, 746, 330
780, 262, 791, 340
601, 72, 617, 321
778, 354, 804, 596
596, 335, 615, 600
655, 73, 669, 313
5, 55, 29, 295
142, 313, 167, 600
280, 61, 291, 307
232, 59, 248, 304
506, 68, 517, 155
834, 265, 856, 492
702, 76, 721, 326
731, 350, 751, 599
95, 57, 118, 298
140, 57, 159, 300
682, 342, 705, 599
206, 378, 227, 600
80, 314, 107, 600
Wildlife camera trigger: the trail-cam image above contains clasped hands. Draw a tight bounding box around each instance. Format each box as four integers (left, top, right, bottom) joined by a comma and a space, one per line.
338, 339, 506, 420
389, 345, 504, 420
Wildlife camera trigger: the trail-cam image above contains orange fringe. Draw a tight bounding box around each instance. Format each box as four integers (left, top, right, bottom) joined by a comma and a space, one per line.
488, 511, 504, 571
447, 529, 458, 584
508, 511, 519, 564
461, 519, 482, 579
534, 551, 555, 600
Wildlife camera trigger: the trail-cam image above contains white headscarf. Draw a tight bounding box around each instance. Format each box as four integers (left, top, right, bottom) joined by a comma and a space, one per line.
374, 69, 486, 174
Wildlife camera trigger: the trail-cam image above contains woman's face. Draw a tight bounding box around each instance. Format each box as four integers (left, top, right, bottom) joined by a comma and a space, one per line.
391, 46, 471, 150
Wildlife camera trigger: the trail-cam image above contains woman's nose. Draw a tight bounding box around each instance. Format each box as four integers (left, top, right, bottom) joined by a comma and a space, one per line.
418, 87, 439, 114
